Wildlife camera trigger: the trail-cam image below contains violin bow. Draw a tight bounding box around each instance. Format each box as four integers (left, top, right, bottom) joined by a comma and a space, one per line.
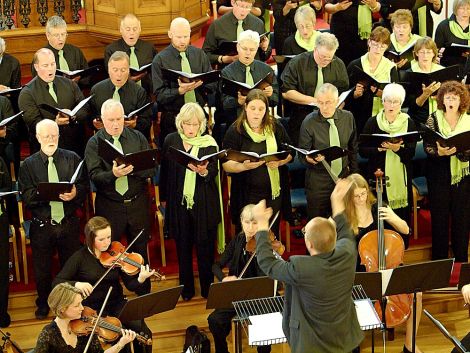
91, 229, 144, 293
83, 286, 113, 353
320, 159, 339, 183
238, 211, 280, 279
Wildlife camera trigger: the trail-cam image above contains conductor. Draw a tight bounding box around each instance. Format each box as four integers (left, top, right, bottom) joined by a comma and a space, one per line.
252, 179, 364, 353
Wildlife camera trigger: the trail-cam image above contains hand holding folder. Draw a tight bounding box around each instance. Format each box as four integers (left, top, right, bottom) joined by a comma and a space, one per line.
284, 144, 348, 161
39, 95, 93, 121
222, 72, 274, 97
421, 124, 470, 152
226, 149, 290, 163
161, 68, 221, 84
56, 65, 101, 79
0, 111, 23, 128
359, 131, 421, 148
167, 147, 227, 170
129, 63, 152, 76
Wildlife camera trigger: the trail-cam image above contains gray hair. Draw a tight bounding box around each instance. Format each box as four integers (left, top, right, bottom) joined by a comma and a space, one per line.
36, 119, 59, 135
454, 0, 470, 14
315, 83, 339, 99
240, 204, 255, 222
0, 38, 5, 55
120, 13, 141, 29
101, 99, 124, 118
294, 6, 316, 28
46, 15, 67, 33
315, 32, 339, 51
382, 83, 406, 105
108, 51, 130, 66
175, 103, 207, 135
238, 30, 260, 46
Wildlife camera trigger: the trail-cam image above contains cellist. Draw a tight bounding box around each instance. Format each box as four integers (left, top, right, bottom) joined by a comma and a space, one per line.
343, 173, 423, 353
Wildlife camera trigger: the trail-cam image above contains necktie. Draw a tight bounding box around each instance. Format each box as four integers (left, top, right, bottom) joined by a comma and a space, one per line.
237, 20, 244, 40
58, 50, 70, 71
245, 66, 254, 86
180, 52, 197, 103
129, 47, 142, 86
113, 136, 129, 195
48, 82, 58, 103
112, 86, 120, 102
48, 157, 65, 223
314, 66, 323, 97
327, 119, 342, 176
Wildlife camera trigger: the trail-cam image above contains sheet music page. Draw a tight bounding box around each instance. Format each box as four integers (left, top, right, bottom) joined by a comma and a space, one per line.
354, 299, 381, 329
248, 312, 286, 345
380, 268, 393, 295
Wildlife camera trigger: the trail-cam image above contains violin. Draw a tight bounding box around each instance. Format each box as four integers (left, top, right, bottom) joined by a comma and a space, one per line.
70, 306, 152, 345
358, 169, 412, 328
245, 231, 285, 256
99, 241, 165, 281
0, 330, 22, 353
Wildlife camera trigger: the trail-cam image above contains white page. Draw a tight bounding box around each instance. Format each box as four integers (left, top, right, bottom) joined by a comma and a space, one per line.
354, 299, 382, 330
248, 312, 286, 345
380, 268, 393, 295
0, 111, 23, 127
336, 88, 353, 108
70, 95, 93, 116
69, 160, 84, 184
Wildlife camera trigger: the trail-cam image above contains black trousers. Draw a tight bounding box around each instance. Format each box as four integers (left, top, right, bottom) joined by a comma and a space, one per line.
174, 203, 215, 298
208, 308, 271, 353
30, 215, 81, 308
95, 193, 151, 295
428, 164, 470, 262
0, 212, 9, 321
159, 111, 178, 148
306, 173, 335, 220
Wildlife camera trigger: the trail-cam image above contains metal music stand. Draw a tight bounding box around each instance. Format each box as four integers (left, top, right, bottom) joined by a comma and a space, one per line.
423, 309, 469, 353
384, 259, 454, 353
118, 285, 183, 322
232, 296, 286, 353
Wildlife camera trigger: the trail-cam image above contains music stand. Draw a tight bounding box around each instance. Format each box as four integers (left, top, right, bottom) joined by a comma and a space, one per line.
384, 259, 454, 353
423, 309, 469, 353
118, 285, 183, 322
206, 276, 275, 310
354, 272, 384, 353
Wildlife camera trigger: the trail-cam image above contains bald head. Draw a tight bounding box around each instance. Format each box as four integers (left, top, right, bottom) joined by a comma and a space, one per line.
120, 13, 141, 46
33, 48, 56, 83
304, 217, 337, 255
168, 17, 191, 52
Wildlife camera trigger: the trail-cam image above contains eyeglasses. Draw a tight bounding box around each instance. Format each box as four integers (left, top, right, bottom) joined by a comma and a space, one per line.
444, 96, 460, 102
383, 99, 401, 106
235, 1, 253, 9
317, 100, 335, 106
182, 122, 200, 128
49, 32, 67, 39
354, 191, 368, 199
417, 50, 434, 55
369, 41, 388, 50
298, 24, 314, 31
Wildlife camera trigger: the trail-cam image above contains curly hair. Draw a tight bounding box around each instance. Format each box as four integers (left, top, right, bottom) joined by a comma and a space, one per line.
436, 81, 470, 114
235, 89, 275, 134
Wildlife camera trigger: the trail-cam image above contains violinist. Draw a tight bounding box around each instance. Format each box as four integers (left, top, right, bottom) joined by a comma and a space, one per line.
160, 102, 223, 301
34, 282, 136, 353
423, 81, 470, 262
53, 216, 154, 353
208, 204, 271, 353
343, 173, 423, 353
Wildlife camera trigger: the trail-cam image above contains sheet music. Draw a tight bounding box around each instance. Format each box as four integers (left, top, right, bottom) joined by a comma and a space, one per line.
380, 268, 393, 295
69, 160, 84, 184
248, 312, 286, 345
354, 299, 382, 330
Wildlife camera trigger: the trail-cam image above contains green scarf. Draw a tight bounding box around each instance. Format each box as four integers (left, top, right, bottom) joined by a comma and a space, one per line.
435, 110, 470, 185
358, 5, 373, 40
390, 33, 421, 52
410, 60, 443, 114
376, 110, 410, 209
179, 133, 226, 253
361, 54, 396, 115
417, 5, 427, 36
243, 121, 281, 199
449, 19, 470, 45
294, 30, 318, 52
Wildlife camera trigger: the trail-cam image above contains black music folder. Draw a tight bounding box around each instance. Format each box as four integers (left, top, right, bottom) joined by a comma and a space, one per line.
35, 160, 84, 202
119, 286, 183, 322
56, 65, 101, 79
124, 102, 152, 121
400, 65, 461, 94
443, 43, 470, 59
39, 95, 92, 119
359, 131, 421, 148
98, 138, 158, 172
350, 65, 390, 90
217, 41, 238, 56
283, 144, 348, 161
226, 149, 290, 163
421, 124, 470, 152
129, 63, 152, 76
221, 71, 274, 97
0, 87, 22, 96
168, 146, 227, 169
385, 40, 416, 63
272, 55, 296, 65
0, 111, 23, 127
206, 276, 275, 309
161, 68, 221, 84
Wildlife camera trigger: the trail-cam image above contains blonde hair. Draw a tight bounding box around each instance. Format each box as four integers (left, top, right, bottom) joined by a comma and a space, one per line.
391, 9, 413, 28
413, 37, 438, 62
344, 173, 376, 235
305, 217, 337, 253
175, 103, 207, 135
48, 283, 82, 319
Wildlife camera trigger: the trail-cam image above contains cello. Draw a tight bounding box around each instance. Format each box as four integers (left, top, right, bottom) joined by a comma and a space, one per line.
358, 169, 412, 327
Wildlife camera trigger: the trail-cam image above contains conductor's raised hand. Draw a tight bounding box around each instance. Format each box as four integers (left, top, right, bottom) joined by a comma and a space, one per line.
252, 199, 273, 231
112, 160, 134, 177
75, 281, 93, 297
330, 178, 352, 215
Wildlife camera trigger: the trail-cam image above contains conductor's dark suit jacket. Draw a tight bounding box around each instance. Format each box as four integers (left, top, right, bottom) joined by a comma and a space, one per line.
255, 213, 364, 353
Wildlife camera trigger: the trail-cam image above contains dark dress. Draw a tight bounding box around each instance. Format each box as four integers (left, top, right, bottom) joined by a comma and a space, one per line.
0, 157, 11, 327
424, 112, 470, 262
223, 121, 292, 234
359, 115, 417, 224
160, 132, 221, 299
